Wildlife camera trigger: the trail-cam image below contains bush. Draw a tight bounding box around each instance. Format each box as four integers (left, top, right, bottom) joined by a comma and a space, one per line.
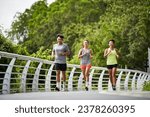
143, 81, 150, 91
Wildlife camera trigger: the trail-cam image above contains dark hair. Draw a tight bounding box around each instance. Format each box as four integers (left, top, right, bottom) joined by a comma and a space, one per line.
57, 34, 64, 39
82, 40, 89, 47
84, 40, 89, 44
109, 39, 115, 43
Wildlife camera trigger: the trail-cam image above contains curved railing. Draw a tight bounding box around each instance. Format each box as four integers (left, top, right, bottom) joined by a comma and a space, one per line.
0, 51, 150, 94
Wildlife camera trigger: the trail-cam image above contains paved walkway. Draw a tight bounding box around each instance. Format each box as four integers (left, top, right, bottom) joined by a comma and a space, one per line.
0, 91, 150, 100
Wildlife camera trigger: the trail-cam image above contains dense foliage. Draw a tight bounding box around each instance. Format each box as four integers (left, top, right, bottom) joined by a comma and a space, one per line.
1, 0, 150, 71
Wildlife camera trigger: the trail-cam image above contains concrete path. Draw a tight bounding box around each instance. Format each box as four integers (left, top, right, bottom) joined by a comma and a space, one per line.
0, 91, 150, 100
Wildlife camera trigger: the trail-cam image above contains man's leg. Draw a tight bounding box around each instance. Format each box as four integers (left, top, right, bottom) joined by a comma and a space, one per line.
61, 64, 67, 91
56, 70, 61, 91
62, 71, 66, 91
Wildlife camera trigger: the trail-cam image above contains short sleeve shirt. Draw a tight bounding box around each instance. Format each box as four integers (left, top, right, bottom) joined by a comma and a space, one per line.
53, 43, 69, 64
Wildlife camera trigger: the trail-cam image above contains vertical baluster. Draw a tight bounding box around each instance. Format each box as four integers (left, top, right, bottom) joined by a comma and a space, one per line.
2, 58, 16, 94
116, 71, 123, 91
108, 79, 113, 91
131, 72, 137, 91
88, 69, 95, 91
20, 60, 31, 93
78, 72, 83, 91
68, 67, 76, 91
148, 75, 150, 81
141, 74, 148, 90
32, 62, 43, 92
139, 74, 146, 91
45, 63, 54, 92
124, 72, 131, 91
98, 70, 105, 92
136, 73, 143, 91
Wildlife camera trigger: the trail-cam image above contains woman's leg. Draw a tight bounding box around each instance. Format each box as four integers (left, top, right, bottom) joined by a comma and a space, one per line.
81, 69, 86, 91
85, 67, 90, 83
112, 67, 117, 86
108, 69, 113, 85
80, 65, 86, 81
111, 67, 117, 91
82, 69, 86, 81
85, 65, 91, 90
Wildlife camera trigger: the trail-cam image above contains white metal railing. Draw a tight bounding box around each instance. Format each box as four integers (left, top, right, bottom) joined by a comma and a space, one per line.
0, 51, 150, 94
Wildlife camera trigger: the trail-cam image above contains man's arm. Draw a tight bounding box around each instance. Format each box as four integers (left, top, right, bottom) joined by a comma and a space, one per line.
62, 44, 70, 56
51, 45, 55, 59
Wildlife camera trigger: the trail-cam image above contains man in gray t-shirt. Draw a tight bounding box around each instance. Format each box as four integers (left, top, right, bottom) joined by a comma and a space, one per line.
53, 43, 69, 64
52, 34, 70, 91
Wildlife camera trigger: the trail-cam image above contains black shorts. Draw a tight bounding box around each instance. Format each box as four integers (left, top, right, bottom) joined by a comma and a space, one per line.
55, 63, 67, 71
107, 64, 118, 69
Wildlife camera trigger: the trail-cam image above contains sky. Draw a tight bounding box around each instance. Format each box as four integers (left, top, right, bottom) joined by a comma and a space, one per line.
0, 0, 55, 31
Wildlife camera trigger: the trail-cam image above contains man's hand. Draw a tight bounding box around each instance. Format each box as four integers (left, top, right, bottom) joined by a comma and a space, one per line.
59, 52, 69, 56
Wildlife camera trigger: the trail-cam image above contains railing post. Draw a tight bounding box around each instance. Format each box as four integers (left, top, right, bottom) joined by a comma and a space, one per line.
32, 62, 43, 92
116, 71, 123, 91
78, 72, 83, 91
144, 74, 149, 81
68, 67, 76, 91
98, 70, 105, 92
108, 79, 113, 91
131, 72, 137, 91
124, 72, 131, 91
137, 73, 143, 91
2, 58, 16, 94
143, 74, 148, 83
146, 74, 150, 81
140, 74, 149, 90
89, 69, 95, 91
20, 60, 31, 93
148, 75, 150, 81
45, 63, 54, 92
139, 74, 146, 91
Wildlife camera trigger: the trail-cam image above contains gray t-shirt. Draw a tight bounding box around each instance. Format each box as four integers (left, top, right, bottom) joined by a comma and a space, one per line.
80, 48, 91, 65
53, 43, 69, 64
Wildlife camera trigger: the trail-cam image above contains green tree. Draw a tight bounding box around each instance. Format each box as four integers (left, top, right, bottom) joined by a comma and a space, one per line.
7, 0, 150, 71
